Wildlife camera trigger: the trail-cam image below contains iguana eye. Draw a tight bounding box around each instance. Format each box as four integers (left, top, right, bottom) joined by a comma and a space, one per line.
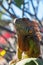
27, 27, 33, 34
29, 30, 33, 34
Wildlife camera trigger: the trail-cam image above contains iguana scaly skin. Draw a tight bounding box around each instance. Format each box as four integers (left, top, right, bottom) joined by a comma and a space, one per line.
15, 18, 41, 60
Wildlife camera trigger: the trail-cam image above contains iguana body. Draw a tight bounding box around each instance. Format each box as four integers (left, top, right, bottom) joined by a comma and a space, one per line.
15, 18, 41, 60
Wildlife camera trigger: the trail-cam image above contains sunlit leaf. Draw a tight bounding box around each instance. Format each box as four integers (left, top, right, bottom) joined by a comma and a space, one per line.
16, 58, 43, 65
14, 0, 23, 7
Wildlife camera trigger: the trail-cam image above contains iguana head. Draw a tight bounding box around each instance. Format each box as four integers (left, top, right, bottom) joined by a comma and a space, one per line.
15, 18, 33, 36
14, 18, 41, 41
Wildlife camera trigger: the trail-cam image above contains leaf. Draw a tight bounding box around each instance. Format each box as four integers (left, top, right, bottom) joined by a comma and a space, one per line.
14, 0, 23, 7
25, 60, 36, 65
0, 13, 2, 19
16, 58, 43, 65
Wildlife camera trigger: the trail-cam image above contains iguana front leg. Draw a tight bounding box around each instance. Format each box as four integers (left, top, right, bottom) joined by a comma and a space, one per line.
17, 48, 22, 60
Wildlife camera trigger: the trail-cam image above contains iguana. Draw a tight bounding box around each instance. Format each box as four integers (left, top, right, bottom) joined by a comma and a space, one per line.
14, 18, 41, 60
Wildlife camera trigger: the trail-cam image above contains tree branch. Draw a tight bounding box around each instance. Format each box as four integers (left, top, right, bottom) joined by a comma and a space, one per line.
0, 25, 16, 34
22, 0, 25, 17
10, 7, 15, 15
12, 2, 35, 17
30, 0, 37, 15
24, 10, 35, 17
30, 0, 42, 26
7, 1, 15, 15
1, 4, 16, 19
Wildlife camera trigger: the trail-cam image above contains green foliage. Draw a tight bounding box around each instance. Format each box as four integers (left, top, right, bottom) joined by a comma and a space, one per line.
16, 58, 43, 65
14, 0, 23, 7
25, 60, 36, 65
0, 13, 2, 20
